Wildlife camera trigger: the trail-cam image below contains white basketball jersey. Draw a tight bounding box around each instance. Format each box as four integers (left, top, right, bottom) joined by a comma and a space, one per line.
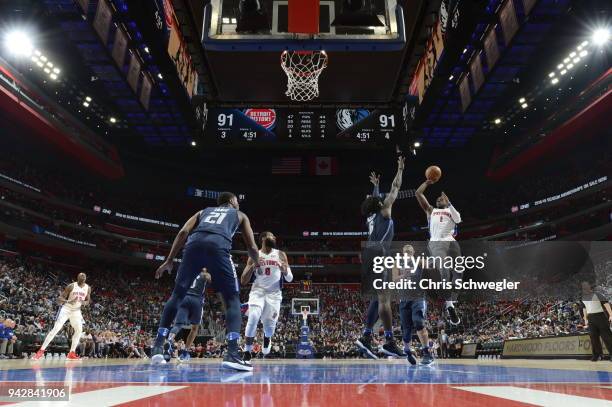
428, 206, 461, 241
253, 249, 283, 293
65, 282, 89, 311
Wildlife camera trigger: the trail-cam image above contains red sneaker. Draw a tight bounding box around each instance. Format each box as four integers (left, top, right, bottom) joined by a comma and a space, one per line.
66, 352, 81, 361
31, 349, 45, 360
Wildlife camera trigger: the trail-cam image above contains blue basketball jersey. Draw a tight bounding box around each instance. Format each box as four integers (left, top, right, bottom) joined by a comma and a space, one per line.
186, 273, 207, 300
188, 206, 240, 249
366, 212, 394, 243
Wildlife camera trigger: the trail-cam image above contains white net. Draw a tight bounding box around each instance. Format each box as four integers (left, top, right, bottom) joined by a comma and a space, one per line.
280, 50, 328, 102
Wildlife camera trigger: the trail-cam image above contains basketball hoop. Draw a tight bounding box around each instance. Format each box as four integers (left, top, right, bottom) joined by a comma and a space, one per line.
280, 50, 328, 102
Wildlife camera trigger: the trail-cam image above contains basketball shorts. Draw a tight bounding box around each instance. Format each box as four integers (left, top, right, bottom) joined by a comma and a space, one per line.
175, 295, 203, 326
248, 287, 282, 322
176, 238, 239, 296
55, 306, 84, 329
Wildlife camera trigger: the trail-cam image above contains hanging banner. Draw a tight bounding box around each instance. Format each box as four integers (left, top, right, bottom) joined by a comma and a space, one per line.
409, 20, 445, 104
127, 52, 141, 93
483, 26, 500, 70
499, 0, 519, 46
459, 74, 471, 112
112, 27, 129, 68
166, 1, 198, 98
93, 0, 113, 44
140, 74, 153, 110
470, 52, 484, 93
523, 0, 537, 16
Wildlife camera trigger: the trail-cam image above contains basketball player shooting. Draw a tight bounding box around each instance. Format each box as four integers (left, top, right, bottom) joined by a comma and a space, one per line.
240, 231, 293, 362
152, 192, 259, 371
355, 155, 406, 359
32, 273, 91, 361
415, 175, 462, 325
167, 269, 211, 362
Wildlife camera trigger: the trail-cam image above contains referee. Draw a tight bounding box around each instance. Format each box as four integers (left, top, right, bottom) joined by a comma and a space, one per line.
580, 281, 612, 362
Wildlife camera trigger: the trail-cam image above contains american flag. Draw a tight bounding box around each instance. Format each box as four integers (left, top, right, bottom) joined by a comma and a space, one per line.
271, 157, 302, 175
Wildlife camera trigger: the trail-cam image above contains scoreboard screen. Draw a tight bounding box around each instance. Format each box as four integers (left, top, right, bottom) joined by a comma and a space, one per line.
206, 108, 403, 146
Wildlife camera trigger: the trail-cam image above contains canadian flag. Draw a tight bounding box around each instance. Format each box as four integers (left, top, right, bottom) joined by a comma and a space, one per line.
309, 156, 338, 176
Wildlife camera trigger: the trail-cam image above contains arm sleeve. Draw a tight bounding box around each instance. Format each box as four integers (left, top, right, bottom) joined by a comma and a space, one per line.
284, 267, 294, 283
448, 205, 462, 224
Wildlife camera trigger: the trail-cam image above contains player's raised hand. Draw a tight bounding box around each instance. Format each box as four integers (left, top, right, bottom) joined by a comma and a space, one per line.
155, 260, 173, 279
397, 155, 405, 170
369, 171, 380, 186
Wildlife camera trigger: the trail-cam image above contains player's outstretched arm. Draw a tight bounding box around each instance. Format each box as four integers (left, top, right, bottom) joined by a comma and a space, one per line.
238, 211, 259, 264
155, 211, 200, 279
240, 257, 256, 285
442, 192, 462, 223
382, 156, 405, 217
369, 171, 381, 197
416, 180, 434, 215
279, 251, 293, 282
58, 283, 73, 305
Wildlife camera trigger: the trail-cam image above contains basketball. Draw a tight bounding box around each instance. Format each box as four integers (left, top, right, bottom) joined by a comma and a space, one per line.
425, 166, 442, 182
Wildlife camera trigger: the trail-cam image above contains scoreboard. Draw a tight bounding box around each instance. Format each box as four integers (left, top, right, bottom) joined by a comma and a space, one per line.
206, 108, 404, 146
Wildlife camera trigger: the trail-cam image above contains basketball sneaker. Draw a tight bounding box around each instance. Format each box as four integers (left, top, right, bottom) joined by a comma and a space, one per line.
355, 335, 378, 360
420, 347, 434, 365
446, 303, 461, 325
406, 350, 417, 365
66, 352, 81, 361
178, 350, 191, 363
150, 346, 167, 365
32, 349, 45, 361
262, 336, 271, 356
243, 350, 252, 362
222, 351, 253, 371
381, 340, 406, 358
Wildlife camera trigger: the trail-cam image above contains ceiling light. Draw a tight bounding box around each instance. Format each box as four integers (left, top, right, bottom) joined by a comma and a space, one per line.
449, 75, 454, 80
222, 17, 230, 24
579, 50, 588, 57
566, 63, 574, 69
83, 101, 89, 107
109, 117, 117, 123
560, 69, 567, 75
569, 52, 576, 57
191, 140, 197, 146
551, 78, 559, 84
52, 67, 60, 74
592, 28, 610, 46
521, 103, 528, 109
413, 141, 421, 147
43, 67, 50, 73
144, 46, 149, 53
40, 55, 47, 62
563, 58, 570, 63
494, 118, 501, 124
573, 57, 580, 63
49, 73, 57, 80
4, 30, 34, 57
581, 40, 589, 47
548, 72, 555, 78
518, 97, 526, 104
157, 73, 163, 79
85, 96, 92, 102
557, 64, 563, 69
